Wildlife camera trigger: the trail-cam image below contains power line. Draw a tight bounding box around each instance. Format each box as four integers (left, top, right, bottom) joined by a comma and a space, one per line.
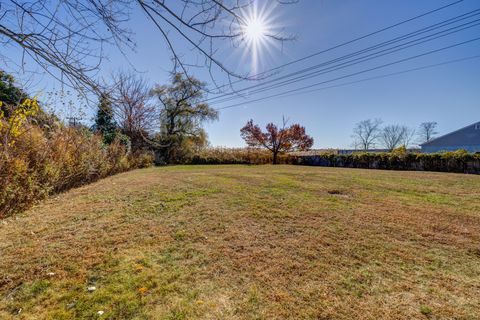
208, 9, 480, 104
215, 37, 480, 110
211, 0, 464, 91
209, 9, 480, 103
270, 55, 480, 100
211, 16, 480, 105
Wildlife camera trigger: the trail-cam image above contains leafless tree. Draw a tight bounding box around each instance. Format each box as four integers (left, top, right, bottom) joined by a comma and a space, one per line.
402, 127, 416, 148
418, 122, 438, 144
380, 124, 410, 151
110, 71, 156, 149
352, 119, 383, 150
0, 1, 294, 93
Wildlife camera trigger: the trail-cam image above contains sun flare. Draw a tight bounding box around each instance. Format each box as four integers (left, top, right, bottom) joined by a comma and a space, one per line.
243, 16, 268, 44
235, 2, 283, 76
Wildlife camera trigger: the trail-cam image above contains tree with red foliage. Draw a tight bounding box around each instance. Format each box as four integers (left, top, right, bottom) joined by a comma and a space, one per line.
240, 118, 314, 164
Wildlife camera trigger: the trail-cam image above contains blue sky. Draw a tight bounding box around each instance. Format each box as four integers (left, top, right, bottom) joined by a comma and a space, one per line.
9, 0, 480, 148
201, 0, 480, 148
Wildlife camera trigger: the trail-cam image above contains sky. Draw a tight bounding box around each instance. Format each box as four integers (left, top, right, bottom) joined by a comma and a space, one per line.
6, 0, 480, 149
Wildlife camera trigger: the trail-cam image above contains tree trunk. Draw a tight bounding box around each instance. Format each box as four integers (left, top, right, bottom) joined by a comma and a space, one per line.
272, 151, 278, 165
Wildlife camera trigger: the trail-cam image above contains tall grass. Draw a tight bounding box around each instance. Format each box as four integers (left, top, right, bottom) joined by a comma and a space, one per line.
188, 147, 296, 165
0, 125, 153, 218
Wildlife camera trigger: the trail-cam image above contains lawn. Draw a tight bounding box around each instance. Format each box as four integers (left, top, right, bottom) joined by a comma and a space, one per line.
1, 165, 479, 319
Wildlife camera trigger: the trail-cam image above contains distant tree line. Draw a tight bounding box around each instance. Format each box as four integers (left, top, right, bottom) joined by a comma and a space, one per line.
352, 119, 439, 151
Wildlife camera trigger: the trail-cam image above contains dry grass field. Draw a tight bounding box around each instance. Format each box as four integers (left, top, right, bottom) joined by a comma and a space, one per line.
1, 165, 480, 319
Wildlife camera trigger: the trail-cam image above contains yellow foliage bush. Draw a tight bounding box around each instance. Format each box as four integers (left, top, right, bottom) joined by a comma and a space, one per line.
0, 98, 40, 149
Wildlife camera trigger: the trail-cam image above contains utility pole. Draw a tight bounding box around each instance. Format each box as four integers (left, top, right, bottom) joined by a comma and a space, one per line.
67, 117, 82, 127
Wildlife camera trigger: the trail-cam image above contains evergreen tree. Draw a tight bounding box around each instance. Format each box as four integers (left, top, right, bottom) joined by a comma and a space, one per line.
94, 94, 117, 144
0, 70, 29, 117
0, 70, 28, 105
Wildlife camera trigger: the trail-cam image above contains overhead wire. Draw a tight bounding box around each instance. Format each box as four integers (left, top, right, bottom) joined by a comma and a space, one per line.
215, 37, 480, 110
209, 0, 465, 92
210, 16, 480, 105
249, 55, 480, 101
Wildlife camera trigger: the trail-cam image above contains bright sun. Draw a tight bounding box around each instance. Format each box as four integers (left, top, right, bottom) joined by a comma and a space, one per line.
243, 16, 267, 43
235, 2, 282, 75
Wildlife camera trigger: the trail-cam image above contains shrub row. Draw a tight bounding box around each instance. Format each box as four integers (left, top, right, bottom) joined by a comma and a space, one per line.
186, 148, 480, 174
0, 125, 153, 218
295, 150, 480, 174
188, 147, 296, 165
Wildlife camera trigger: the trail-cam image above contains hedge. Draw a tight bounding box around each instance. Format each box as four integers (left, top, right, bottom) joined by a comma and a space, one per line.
295, 150, 480, 174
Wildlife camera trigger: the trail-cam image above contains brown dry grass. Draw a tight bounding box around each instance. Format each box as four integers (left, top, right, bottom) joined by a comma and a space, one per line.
1, 165, 479, 319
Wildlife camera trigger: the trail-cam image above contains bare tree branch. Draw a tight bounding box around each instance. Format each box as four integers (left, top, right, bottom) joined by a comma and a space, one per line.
0, 0, 295, 95
351, 119, 383, 150
418, 121, 438, 144
380, 124, 410, 151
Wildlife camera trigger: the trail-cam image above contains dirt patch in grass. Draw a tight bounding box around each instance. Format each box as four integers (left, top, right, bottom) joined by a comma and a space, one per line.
1, 165, 480, 319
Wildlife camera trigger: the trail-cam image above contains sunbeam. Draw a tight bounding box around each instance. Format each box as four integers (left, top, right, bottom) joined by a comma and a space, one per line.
236, 2, 284, 76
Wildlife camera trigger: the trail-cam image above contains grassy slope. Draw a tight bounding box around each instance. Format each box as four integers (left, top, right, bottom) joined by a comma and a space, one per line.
1, 165, 480, 319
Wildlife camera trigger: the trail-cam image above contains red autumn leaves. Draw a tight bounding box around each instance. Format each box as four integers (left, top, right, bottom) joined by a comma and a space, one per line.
241, 119, 313, 164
